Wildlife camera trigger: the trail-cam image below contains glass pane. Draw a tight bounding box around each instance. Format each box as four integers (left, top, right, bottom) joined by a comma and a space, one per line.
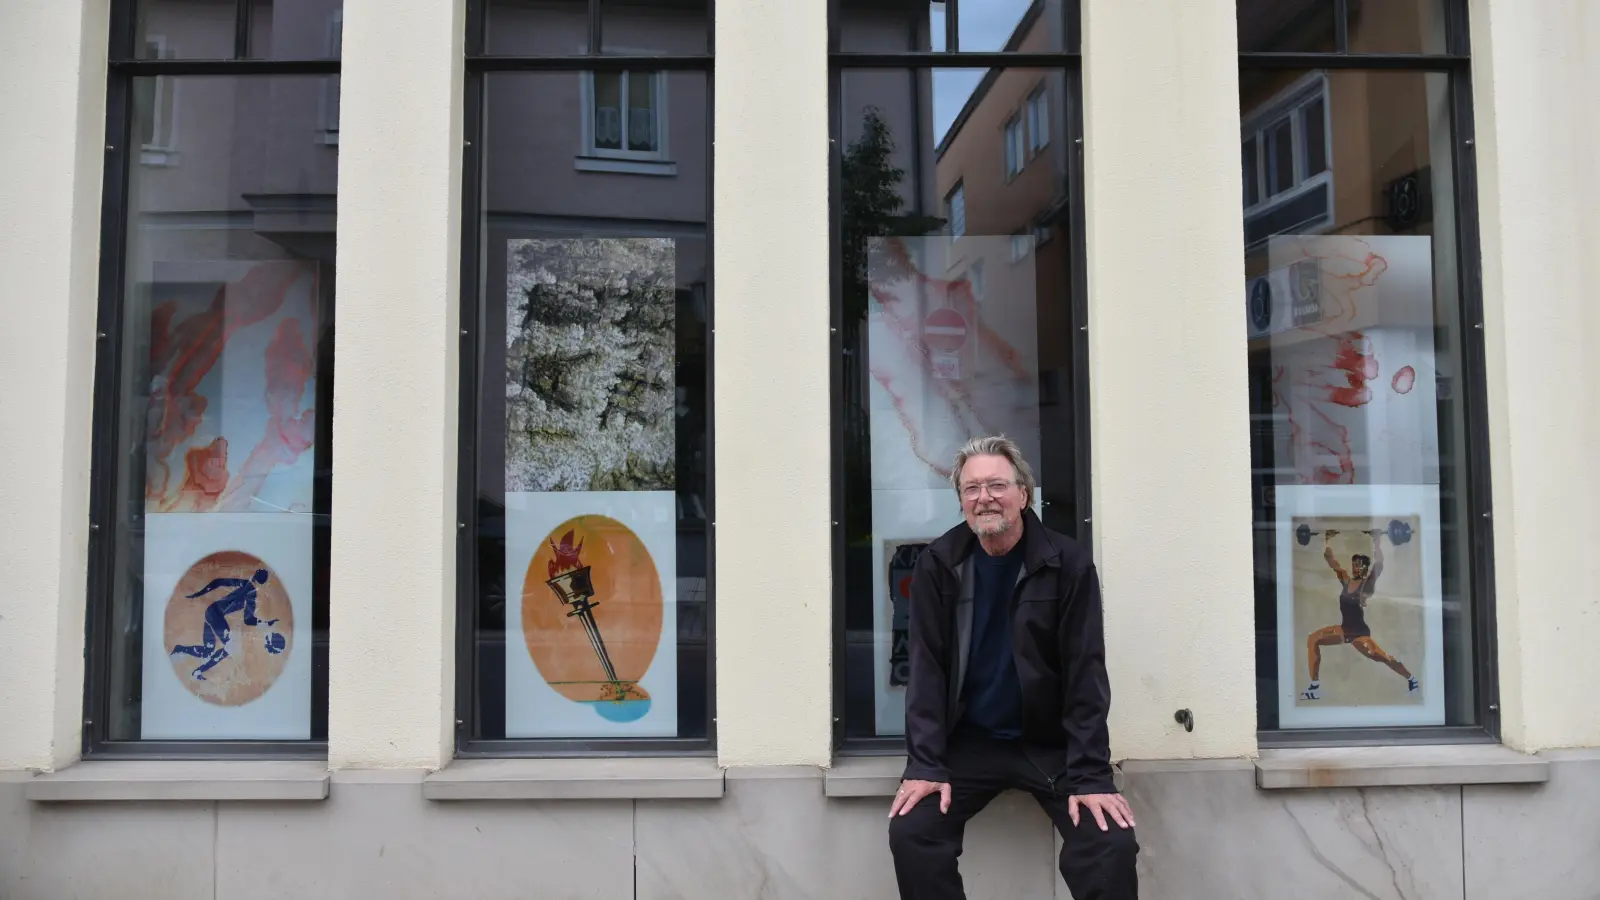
1242, 71, 1475, 731
112, 76, 336, 741
487, 0, 710, 55
248, 0, 344, 59
626, 70, 659, 152
1303, 97, 1327, 176
474, 71, 710, 741
1236, 0, 1336, 53
133, 0, 345, 60
1242, 137, 1260, 208
1268, 118, 1296, 195
593, 72, 624, 150
602, 0, 709, 54
837, 68, 1077, 739
135, 0, 236, 59
927, 0, 1069, 53
1348, 0, 1449, 55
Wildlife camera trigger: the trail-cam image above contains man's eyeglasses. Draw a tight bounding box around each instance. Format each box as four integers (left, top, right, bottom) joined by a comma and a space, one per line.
959, 480, 1015, 500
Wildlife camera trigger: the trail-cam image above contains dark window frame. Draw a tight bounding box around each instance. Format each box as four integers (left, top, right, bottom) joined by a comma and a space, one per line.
453, 0, 718, 758
83, 0, 341, 760
1240, 0, 1500, 747
828, 0, 1090, 756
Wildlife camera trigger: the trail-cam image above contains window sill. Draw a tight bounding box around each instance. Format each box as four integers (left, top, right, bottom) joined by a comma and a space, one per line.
422, 757, 724, 801
1253, 744, 1550, 790
24, 760, 329, 803
823, 756, 1127, 797
574, 156, 677, 177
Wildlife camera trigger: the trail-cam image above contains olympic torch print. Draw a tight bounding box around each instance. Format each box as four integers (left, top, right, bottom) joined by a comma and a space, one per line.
524, 515, 662, 722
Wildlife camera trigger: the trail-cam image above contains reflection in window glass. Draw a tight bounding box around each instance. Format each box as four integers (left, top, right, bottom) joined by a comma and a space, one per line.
1348, 0, 1448, 55
838, 68, 1078, 738
134, 0, 346, 60
1236, 0, 1335, 53
1242, 71, 1477, 731
470, 72, 710, 742
486, 0, 710, 55
927, 0, 1067, 53
106, 76, 336, 742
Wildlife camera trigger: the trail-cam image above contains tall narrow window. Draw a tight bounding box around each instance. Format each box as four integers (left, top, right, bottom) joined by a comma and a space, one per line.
84, 0, 341, 754
1238, 0, 1493, 739
832, 0, 1086, 746
458, 0, 713, 752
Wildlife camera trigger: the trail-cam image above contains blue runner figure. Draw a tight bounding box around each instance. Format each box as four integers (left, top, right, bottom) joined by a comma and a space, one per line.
169, 569, 279, 680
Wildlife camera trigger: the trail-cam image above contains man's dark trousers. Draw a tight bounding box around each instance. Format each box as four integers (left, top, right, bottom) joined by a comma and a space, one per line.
888, 732, 1138, 899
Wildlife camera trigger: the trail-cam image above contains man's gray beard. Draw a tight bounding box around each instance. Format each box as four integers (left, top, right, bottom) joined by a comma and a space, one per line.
970, 513, 1014, 538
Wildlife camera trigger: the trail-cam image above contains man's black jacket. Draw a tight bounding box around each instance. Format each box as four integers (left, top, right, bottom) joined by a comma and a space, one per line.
901, 507, 1116, 795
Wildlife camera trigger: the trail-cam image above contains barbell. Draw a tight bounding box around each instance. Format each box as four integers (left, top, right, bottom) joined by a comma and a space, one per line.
1296, 519, 1414, 547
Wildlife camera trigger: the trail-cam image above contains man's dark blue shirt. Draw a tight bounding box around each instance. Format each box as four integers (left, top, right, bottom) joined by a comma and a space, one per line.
959, 541, 1025, 740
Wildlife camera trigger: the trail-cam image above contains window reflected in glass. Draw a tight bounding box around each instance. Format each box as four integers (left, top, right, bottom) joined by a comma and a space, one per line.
1242, 70, 1475, 731
107, 76, 336, 742
470, 71, 710, 742
837, 67, 1078, 738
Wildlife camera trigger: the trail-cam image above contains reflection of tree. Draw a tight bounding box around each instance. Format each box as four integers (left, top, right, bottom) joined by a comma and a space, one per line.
841, 108, 943, 324
506, 238, 675, 492
840, 109, 943, 542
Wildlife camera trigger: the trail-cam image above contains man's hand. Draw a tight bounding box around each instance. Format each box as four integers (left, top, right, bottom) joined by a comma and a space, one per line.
1067, 793, 1135, 831
888, 779, 951, 818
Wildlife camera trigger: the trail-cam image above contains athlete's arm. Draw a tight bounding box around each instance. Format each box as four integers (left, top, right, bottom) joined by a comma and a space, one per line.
185, 577, 243, 599
1370, 532, 1385, 580
241, 594, 278, 628
1323, 533, 1349, 582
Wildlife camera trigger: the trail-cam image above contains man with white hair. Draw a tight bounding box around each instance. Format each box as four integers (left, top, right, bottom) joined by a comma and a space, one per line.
887, 436, 1138, 899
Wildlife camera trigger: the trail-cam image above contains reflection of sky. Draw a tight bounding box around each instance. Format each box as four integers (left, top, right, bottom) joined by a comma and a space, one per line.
929, 0, 1037, 144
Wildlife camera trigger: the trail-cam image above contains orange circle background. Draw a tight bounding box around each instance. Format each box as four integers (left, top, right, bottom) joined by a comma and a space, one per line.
523, 515, 663, 703
163, 550, 293, 707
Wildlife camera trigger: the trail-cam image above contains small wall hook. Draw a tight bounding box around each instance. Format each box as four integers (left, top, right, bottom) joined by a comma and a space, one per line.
1174, 708, 1194, 733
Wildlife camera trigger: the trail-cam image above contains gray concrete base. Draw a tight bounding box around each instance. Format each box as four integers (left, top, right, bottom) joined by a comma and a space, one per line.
2, 752, 1597, 899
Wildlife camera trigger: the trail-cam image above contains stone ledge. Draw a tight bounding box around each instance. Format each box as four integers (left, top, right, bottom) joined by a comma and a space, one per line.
25, 760, 330, 802
824, 755, 1128, 797
823, 756, 905, 798
422, 757, 724, 800
1254, 744, 1550, 790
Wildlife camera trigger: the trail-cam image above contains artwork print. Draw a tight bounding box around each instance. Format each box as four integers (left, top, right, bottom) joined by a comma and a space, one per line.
143, 259, 321, 514
141, 513, 313, 739
1276, 485, 1445, 728
865, 235, 1044, 735
523, 514, 663, 722
163, 550, 293, 707
1259, 235, 1441, 486
503, 491, 678, 737
504, 237, 675, 493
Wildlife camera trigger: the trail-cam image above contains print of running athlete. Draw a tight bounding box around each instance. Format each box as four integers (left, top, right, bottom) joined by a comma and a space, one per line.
169, 569, 279, 681
1301, 530, 1419, 700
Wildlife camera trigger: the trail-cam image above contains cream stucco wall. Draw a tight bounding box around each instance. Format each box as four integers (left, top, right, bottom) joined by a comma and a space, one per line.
712, 0, 834, 767
327, 0, 464, 769
4, 0, 1600, 777
1081, 0, 1260, 761
1470, 0, 1600, 752
0, 0, 108, 772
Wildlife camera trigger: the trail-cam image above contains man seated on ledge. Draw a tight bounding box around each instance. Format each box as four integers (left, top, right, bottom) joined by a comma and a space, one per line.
888, 435, 1138, 899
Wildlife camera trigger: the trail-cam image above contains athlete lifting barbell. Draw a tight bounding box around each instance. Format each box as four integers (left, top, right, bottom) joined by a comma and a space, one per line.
1299, 521, 1420, 701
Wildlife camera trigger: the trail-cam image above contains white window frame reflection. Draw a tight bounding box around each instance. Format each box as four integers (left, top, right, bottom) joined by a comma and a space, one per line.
1003, 114, 1024, 178
947, 181, 966, 239
1241, 71, 1333, 227
579, 62, 672, 175
317, 11, 342, 146
138, 36, 180, 166
1026, 85, 1049, 156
